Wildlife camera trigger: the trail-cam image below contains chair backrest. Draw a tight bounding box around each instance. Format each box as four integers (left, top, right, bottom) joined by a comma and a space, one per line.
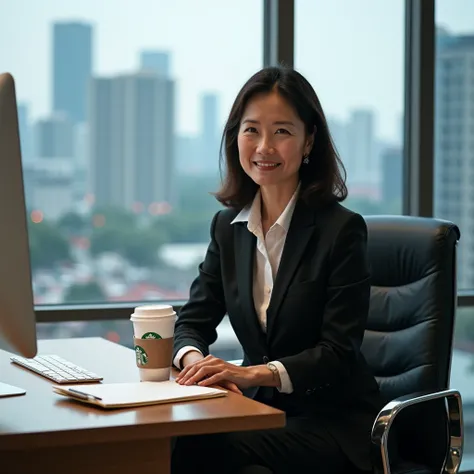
361, 216, 460, 468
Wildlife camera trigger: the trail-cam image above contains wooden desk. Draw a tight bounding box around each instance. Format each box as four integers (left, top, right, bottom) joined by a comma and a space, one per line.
0, 337, 285, 474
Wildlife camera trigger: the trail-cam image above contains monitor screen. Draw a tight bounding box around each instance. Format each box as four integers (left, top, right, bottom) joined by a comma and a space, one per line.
0, 72, 37, 359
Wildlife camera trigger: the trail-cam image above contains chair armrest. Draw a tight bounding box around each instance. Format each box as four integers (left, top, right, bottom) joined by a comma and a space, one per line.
371, 389, 463, 474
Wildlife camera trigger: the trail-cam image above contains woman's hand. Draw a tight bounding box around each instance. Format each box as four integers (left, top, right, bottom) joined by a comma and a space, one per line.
176, 355, 270, 390
177, 351, 242, 394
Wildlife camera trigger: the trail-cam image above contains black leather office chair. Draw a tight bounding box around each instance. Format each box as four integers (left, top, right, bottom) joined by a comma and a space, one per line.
363, 216, 463, 474
228, 216, 463, 474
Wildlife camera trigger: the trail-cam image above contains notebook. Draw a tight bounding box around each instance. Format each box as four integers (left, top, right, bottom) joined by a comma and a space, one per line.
52, 381, 227, 409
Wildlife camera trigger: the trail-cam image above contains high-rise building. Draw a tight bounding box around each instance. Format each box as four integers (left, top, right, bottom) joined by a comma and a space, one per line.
175, 134, 201, 175
17, 103, 32, 164
30, 159, 75, 221
36, 113, 74, 158
328, 117, 348, 167
346, 109, 376, 187
73, 123, 89, 200
89, 72, 175, 211
381, 147, 402, 212
434, 31, 474, 288
53, 22, 93, 123
200, 93, 220, 175
140, 51, 170, 77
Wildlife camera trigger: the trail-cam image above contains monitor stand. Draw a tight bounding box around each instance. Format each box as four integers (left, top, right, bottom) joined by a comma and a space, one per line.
0, 381, 26, 397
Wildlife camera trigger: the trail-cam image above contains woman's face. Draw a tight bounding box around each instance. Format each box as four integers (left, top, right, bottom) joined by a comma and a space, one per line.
237, 90, 313, 190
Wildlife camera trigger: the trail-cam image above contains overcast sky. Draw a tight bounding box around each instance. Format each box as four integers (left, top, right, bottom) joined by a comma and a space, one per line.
0, 0, 472, 142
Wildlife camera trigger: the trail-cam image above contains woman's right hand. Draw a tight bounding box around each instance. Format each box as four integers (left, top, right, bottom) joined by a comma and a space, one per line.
180, 351, 242, 395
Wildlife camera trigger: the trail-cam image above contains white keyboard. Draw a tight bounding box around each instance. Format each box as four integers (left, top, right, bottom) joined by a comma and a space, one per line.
10, 354, 103, 384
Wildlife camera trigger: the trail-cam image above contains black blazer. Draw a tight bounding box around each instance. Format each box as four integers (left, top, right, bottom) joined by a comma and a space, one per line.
173, 198, 383, 471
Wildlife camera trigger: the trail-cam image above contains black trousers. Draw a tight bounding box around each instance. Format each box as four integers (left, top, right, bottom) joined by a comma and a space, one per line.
171, 416, 349, 474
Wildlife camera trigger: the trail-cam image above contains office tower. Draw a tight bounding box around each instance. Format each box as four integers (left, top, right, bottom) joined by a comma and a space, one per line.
74, 123, 89, 168
53, 22, 93, 123
346, 110, 376, 187
35, 113, 74, 158
434, 32, 474, 288
381, 147, 402, 212
30, 159, 75, 221
17, 103, 32, 164
21, 163, 36, 211
328, 117, 349, 167
200, 93, 220, 175
140, 51, 170, 77
89, 72, 175, 211
176, 134, 200, 175
73, 123, 89, 200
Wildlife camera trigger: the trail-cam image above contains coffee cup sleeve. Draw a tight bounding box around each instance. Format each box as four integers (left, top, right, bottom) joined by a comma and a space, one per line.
133, 337, 174, 369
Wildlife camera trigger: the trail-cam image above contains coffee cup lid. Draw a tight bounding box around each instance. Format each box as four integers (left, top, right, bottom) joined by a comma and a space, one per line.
133, 304, 175, 318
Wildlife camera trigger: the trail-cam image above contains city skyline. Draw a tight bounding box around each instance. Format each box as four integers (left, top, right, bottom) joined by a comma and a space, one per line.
15, 17, 403, 215
3, 1, 472, 223
8, 18, 402, 147
2, 1, 473, 141
0, 0, 262, 137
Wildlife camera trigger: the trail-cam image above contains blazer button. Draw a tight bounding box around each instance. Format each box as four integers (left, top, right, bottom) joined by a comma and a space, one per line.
263, 356, 269, 363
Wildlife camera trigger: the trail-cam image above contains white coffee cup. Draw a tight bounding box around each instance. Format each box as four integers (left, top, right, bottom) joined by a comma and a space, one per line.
131, 304, 176, 382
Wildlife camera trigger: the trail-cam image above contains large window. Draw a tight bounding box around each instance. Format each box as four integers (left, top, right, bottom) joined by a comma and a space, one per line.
294, 0, 405, 216
0, 0, 263, 308
435, 0, 474, 469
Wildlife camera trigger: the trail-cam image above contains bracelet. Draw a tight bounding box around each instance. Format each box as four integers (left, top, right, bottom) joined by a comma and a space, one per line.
266, 362, 279, 382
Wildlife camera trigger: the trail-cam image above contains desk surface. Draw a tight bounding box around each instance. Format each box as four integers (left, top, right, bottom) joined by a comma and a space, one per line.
0, 337, 285, 451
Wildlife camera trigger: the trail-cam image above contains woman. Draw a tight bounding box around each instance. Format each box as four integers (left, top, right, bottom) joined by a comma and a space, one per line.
171, 66, 383, 474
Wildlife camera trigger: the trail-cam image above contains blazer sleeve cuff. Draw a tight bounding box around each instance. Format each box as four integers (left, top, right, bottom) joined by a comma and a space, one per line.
173, 346, 203, 370
271, 360, 294, 394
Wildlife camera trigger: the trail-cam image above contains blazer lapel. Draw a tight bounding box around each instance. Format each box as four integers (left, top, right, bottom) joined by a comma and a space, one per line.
234, 223, 267, 349
266, 200, 317, 340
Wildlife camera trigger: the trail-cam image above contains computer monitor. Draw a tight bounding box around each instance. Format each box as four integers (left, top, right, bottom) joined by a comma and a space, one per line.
0, 72, 38, 397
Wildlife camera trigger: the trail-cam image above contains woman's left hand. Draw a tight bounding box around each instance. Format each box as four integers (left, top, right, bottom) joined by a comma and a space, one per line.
175, 355, 260, 390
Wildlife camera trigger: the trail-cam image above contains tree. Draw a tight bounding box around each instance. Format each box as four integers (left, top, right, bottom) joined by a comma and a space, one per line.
90, 206, 137, 230
177, 174, 222, 215
89, 227, 125, 256
28, 221, 71, 271
63, 281, 106, 303
152, 212, 212, 244
90, 225, 166, 268
121, 228, 165, 267
58, 212, 86, 235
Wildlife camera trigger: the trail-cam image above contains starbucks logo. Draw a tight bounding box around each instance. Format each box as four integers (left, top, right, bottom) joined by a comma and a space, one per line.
142, 332, 162, 339
135, 345, 148, 366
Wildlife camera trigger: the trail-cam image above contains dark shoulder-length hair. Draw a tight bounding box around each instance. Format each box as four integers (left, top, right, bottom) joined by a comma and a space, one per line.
214, 66, 347, 209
